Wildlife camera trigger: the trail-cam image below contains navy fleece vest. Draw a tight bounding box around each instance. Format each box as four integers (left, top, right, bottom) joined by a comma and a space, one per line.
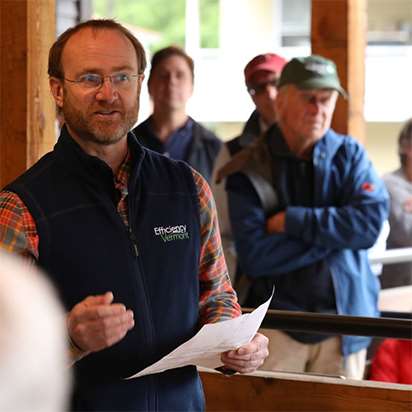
7, 127, 204, 411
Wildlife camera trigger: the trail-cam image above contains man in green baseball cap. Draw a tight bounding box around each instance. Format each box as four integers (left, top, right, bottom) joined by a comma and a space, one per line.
272, 54, 348, 158
223, 54, 389, 379
277, 55, 348, 97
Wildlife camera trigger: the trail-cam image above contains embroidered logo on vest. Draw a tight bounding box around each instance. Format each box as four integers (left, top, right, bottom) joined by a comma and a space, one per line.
154, 225, 189, 242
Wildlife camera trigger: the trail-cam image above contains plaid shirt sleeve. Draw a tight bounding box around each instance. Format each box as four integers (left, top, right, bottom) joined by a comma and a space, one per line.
191, 169, 241, 325
0, 191, 39, 260
0, 190, 88, 363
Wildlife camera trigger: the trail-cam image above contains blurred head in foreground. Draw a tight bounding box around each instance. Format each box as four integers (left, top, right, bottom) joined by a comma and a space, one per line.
0, 252, 70, 412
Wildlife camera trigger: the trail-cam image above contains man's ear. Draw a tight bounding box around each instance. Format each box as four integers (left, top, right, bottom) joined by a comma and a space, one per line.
189, 81, 194, 98
49, 77, 64, 108
135, 74, 145, 100
138, 73, 145, 89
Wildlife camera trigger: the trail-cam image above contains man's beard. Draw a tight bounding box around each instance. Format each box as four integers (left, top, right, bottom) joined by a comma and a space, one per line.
62, 97, 138, 146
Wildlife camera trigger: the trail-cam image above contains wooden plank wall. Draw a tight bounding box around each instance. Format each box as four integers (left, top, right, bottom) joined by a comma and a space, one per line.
0, 1, 55, 188
311, 0, 366, 142
201, 371, 412, 412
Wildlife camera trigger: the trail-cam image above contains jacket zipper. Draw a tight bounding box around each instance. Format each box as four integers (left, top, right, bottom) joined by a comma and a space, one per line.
128, 226, 139, 257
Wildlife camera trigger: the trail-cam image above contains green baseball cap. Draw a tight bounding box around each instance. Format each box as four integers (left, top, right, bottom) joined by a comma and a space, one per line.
277, 55, 348, 97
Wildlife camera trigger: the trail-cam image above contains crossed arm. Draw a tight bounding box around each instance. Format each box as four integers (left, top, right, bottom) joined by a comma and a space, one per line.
226, 148, 389, 279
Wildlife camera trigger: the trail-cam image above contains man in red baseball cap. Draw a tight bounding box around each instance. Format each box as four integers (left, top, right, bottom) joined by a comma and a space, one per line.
244, 53, 287, 104
243, 53, 287, 143
211, 53, 287, 295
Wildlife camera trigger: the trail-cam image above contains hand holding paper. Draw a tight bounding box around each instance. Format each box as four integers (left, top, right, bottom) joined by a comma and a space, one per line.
127, 289, 273, 379
220, 332, 269, 374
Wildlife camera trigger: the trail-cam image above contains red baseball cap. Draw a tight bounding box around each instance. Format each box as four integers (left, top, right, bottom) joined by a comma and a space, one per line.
244, 53, 287, 85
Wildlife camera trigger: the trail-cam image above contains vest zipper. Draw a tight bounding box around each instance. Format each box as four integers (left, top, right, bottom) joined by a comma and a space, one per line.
128, 226, 139, 257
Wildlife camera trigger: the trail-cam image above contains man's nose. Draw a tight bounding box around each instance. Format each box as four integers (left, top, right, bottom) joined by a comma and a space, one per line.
95, 77, 118, 102
168, 74, 179, 85
265, 84, 278, 100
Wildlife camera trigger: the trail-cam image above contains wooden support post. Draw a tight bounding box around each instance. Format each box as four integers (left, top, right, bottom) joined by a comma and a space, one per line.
311, 0, 367, 142
0, 0, 56, 188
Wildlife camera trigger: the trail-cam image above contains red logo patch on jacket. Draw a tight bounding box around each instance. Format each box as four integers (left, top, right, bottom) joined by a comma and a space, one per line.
361, 182, 375, 192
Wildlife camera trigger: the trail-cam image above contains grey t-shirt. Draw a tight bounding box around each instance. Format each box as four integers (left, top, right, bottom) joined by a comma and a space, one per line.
381, 169, 412, 288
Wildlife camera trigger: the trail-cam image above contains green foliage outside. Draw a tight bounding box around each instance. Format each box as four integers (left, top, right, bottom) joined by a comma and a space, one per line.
199, 0, 219, 49
92, 0, 219, 52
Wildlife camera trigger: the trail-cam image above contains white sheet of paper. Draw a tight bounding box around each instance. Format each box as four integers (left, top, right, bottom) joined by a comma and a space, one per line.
126, 289, 274, 379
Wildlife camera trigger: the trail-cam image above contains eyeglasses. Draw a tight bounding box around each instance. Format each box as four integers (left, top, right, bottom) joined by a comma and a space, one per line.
63, 73, 140, 90
247, 79, 278, 96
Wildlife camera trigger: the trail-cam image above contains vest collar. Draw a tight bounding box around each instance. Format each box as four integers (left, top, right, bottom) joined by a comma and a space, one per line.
54, 125, 146, 185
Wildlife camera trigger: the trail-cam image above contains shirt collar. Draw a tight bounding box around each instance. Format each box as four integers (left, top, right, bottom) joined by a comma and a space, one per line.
114, 150, 132, 194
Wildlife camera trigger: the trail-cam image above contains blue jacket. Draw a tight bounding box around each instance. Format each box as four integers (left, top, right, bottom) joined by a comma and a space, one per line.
7, 126, 205, 411
226, 126, 389, 355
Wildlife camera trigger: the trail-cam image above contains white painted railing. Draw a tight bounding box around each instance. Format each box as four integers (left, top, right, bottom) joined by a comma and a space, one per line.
369, 247, 412, 266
